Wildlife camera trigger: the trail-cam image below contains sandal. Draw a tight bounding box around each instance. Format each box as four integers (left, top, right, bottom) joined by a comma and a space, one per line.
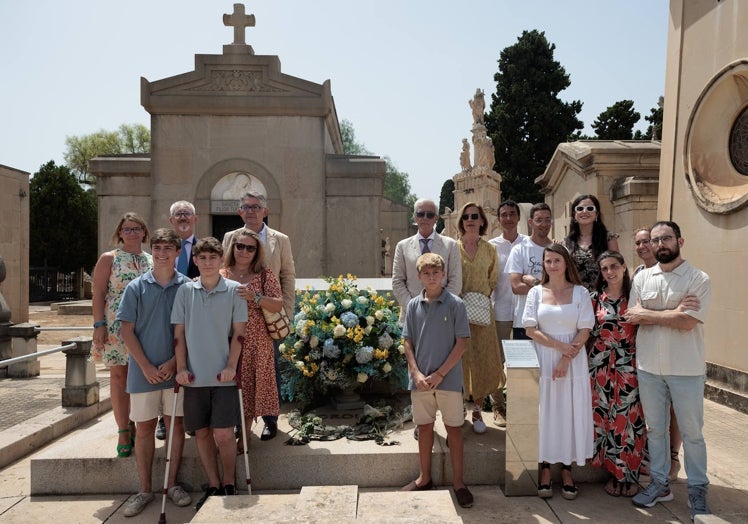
622, 481, 639, 497
117, 428, 133, 458
561, 465, 577, 500
604, 477, 621, 497
538, 462, 552, 498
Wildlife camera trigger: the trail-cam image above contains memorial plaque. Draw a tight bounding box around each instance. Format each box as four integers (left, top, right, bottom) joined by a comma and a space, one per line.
502, 339, 539, 368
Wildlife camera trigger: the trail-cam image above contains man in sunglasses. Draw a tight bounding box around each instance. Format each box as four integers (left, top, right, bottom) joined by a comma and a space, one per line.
393, 199, 462, 326
222, 190, 295, 441
624, 221, 712, 520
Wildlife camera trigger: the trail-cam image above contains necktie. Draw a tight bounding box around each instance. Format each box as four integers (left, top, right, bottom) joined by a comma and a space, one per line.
177, 239, 189, 275
420, 238, 431, 254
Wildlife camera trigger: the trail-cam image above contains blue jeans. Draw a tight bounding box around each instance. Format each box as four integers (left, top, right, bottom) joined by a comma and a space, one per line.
637, 370, 709, 489
262, 339, 282, 426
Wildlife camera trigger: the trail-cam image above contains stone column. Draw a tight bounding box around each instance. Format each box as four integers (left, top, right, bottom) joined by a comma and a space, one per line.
61, 337, 99, 407
6, 323, 40, 378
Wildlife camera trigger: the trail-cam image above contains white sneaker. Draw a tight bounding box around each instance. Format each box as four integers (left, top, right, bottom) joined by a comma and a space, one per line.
123, 491, 154, 517
168, 485, 192, 507
472, 417, 487, 434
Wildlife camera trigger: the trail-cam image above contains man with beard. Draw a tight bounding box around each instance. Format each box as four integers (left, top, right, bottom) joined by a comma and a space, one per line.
624, 221, 712, 520
169, 201, 200, 279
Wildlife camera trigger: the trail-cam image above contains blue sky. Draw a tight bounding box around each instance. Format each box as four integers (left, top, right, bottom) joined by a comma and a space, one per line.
0, 1, 669, 202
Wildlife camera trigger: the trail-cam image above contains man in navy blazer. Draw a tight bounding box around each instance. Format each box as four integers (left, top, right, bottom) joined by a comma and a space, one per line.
392, 198, 462, 324
169, 200, 200, 279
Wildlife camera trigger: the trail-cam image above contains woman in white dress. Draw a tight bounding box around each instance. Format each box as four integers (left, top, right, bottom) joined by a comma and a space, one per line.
522, 243, 595, 500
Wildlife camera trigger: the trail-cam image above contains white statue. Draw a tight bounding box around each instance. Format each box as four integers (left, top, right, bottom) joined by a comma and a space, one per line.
474, 136, 495, 170
469, 88, 485, 125
460, 138, 472, 172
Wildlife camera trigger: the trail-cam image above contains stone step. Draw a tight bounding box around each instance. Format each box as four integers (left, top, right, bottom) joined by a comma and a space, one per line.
192, 485, 463, 523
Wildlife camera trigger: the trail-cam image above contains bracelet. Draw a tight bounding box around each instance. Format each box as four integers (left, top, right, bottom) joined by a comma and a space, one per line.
93, 320, 106, 328
436, 370, 445, 378
253, 293, 263, 304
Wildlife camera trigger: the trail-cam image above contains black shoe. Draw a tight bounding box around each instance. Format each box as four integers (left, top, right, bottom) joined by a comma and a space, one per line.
234, 425, 241, 439
261, 421, 277, 441
221, 484, 236, 496
195, 486, 220, 511
155, 417, 166, 441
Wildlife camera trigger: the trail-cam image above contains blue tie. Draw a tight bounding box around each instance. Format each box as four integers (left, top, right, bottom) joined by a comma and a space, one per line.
177, 239, 189, 275
420, 238, 431, 254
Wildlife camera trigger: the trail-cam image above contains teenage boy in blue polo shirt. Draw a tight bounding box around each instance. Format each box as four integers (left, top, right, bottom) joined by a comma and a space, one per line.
172, 237, 247, 511
400, 253, 474, 508
118, 228, 191, 517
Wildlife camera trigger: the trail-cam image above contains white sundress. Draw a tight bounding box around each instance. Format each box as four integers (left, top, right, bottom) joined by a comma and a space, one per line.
523, 284, 595, 466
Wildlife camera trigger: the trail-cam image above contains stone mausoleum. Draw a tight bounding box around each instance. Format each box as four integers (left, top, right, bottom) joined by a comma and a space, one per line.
90, 4, 409, 279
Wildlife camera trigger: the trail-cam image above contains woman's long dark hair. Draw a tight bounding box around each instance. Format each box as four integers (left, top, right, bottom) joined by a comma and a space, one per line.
594, 250, 631, 298
565, 194, 610, 258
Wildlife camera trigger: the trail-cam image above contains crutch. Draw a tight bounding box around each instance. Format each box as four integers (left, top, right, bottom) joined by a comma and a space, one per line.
158, 379, 181, 524
229, 335, 251, 494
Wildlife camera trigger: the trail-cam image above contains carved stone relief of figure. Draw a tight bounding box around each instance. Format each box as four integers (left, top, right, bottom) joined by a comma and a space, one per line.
474, 135, 495, 170
469, 88, 485, 125
460, 138, 472, 172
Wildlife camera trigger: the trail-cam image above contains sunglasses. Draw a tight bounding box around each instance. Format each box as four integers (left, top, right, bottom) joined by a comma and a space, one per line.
234, 242, 257, 252
461, 213, 480, 221
575, 205, 597, 213
415, 211, 437, 219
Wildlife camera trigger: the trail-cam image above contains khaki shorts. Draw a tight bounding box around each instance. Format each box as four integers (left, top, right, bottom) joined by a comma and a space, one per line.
130, 388, 184, 422
411, 389, 464, 427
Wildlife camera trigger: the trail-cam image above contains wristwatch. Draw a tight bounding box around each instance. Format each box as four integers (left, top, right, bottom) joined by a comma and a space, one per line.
253, 293, 263, 304
533, 278, 541, 286
93, 320, 106, 328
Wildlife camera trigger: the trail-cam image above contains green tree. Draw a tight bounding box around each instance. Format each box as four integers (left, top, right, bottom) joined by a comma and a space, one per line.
436, 179, 455, 233
340, 119, 417, 212
64, 123, 150, 184
634, 96, 664, 140
592, 100, 641, 140
485, 30, 583, 203
30, 161, 98, 271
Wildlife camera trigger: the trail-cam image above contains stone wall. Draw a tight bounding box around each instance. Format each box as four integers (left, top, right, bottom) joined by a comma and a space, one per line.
0, 165, 29, 323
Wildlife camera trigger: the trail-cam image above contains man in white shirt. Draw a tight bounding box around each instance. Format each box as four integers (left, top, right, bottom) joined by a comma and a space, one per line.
505, 202, 553, 340
488, 200, 527, 427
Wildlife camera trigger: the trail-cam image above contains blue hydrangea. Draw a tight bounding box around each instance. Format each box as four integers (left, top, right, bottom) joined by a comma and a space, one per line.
340, 311, 359, 328
355, 346, 374, 364
322, 342, 341, 359
378, 332, 394, 349
294, 311, 307, 324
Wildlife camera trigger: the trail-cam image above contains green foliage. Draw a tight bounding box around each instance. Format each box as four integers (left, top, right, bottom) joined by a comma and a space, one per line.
340, 119, 417, 212
436, 179, 455, 233
485, 30, 583, 203
634, 96, 664, 140
592, 100, 641, 140
29, 161, 98, 271
64, 123, 150, 184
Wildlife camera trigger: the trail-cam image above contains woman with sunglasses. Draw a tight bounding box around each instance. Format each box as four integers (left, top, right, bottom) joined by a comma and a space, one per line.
221, 228, 284, 450
563, 195, 619, 291
588, 251, 645, 497
456, 202, 504, 434
92, 212, 153, 457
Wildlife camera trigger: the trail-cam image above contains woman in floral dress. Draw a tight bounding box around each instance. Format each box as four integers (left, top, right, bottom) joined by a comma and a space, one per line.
588, 250, 645, 497
221, 228, 283, 448
92, 212, 152, 457
563, 194, 620, 291
457, 202, 504, 434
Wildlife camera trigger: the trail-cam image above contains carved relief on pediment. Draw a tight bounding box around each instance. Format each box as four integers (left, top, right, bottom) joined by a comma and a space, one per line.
187, 69, 285, 93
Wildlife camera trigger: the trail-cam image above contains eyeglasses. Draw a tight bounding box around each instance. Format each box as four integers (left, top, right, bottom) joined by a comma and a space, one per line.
172, 211, 194, 218
121, 227, 143, 235
462, 213, 480, 221
415, 211, 437, 219
240, 204, 264, 213
575, 205, 597, 213
634, 239, 651, 246
650, 235, 675, 246
234, 242, 257, 252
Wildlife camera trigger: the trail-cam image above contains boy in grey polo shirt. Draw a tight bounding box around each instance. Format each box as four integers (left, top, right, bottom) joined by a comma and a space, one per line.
400, 253, 473, 508
173, 237, 247, 510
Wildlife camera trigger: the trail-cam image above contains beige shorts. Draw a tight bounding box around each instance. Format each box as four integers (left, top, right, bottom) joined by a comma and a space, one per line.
130, 388, 184, 422
411, 389, 464, 427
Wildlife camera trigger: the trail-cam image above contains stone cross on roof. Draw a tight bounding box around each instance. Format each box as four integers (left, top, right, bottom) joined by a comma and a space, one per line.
223, 3, 256, 45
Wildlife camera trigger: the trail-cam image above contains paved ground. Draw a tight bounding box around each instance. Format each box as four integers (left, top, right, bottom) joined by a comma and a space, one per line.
0, 305, 746, 522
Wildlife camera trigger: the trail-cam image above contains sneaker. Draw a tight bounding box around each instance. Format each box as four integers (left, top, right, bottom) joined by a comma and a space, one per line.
492, 406, 507, 428
123, 491, 154, 517
472, 411, 487, 434
632, 480, 673, 508
221, 484, 237, 496
687, 486, 710, 521
167, 485, 192, 507
195, 486, 220, 511
155, 417, 166, 440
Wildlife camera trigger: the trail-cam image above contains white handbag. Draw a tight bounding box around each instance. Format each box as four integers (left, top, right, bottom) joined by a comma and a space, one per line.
462, 292, 491, 326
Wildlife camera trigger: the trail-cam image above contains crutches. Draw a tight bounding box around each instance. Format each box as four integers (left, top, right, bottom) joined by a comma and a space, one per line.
233, 335, 251, 494
158, 379, 181, 524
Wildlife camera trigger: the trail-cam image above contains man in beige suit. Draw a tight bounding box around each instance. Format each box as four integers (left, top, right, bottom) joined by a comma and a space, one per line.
393, 199, 461, 440
222, 190, 295, 440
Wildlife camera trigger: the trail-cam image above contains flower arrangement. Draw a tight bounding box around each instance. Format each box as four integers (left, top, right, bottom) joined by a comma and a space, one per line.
279, 274, 407, 404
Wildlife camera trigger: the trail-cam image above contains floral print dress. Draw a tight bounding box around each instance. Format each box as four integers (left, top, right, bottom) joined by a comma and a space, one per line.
588, 290, 646, 483
91, 249, 152, 366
